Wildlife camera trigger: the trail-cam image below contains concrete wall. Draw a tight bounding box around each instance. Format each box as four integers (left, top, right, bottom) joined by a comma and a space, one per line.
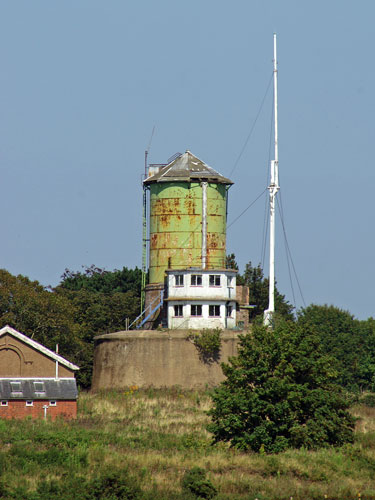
92, 329, 241, 391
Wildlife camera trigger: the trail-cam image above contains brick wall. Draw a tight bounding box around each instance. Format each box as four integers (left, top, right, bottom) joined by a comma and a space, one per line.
0, 400, 77, 420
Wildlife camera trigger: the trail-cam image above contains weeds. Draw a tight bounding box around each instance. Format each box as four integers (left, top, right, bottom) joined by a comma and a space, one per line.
0, 390, 375, 499
187, 328, 222, 363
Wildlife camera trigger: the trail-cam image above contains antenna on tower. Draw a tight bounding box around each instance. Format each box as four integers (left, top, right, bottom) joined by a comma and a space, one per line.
141, 126, 155, 314
264, 34, 280, 327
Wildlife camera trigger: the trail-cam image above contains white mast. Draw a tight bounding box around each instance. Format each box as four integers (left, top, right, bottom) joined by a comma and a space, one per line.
264, 33, 280, 327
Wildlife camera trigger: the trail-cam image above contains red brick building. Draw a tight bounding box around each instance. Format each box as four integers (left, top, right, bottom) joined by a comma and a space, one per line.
0, 325, 79, 419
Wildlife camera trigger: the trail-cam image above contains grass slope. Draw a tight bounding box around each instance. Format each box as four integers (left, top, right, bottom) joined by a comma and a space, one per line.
1, 389, 375, 499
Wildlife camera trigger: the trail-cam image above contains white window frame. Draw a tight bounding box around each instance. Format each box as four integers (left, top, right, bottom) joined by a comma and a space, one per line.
191, 274, 202, 286
209, 275, 221, 287
174, 304, 183, 317
26, 401, 33, 407
209, 305, 221, 317
10, 381, 22, 396
175, 274, 184, 286
191, 304, 202, 316
49, 401, 57, 407
1, 401, 8, 407
33, 381, 46, 396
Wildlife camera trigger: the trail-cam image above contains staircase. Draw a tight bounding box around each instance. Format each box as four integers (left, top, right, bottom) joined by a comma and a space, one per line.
129, 290, 164, 330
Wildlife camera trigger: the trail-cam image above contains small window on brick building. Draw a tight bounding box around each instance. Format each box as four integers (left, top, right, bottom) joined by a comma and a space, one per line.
209, 275, 221, 287
10, 381, 22, 396
175, 274, 184, 286
26, 401, 33, 407
34, 382, 45, 395
191, 304, 202, 316
1, 401, 8, 407
209, 305, 221, 317
174, 304, 183, 317
49, 401, 57, 407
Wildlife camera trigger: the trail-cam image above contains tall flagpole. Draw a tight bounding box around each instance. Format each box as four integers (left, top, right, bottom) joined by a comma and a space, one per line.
264, 33, 280, 327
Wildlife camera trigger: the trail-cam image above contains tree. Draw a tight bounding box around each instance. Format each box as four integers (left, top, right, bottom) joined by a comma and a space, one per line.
297, 304, 375, 391
0, 266, 143, 389
208, 319, 355, 453
0, 269, 90, 387
225, 256, 293, 320
242, 262, 294, 321
58, 265, 143, 296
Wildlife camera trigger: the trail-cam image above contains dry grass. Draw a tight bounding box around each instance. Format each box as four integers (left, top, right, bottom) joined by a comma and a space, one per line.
75, 389, 375, 499
1, 389, 375, 499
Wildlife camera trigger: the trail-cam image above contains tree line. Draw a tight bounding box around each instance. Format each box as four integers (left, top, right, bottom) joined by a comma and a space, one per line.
0, 266, 141, 387
0, 257, 374, 392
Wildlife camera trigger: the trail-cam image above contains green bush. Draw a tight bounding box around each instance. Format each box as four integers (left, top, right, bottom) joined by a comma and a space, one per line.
360, 393, 375, 407
181, 467, 217, 499
187, 328, 222, 363
208, 320, 355, 453
35, 469, 142, 500
89, 469, 142, 499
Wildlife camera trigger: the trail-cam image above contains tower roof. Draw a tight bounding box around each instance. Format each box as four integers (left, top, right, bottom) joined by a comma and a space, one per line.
144, 150, 233, 185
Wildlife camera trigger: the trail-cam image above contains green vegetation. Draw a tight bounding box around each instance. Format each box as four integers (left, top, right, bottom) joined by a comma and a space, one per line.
187, 328, 222, 363
181, 467, 218, 499
227, 255, 375, 393
0, 389, 375, 499
226, 256, 294, 321
297, 304, 375, 391
1, 261, 375, 394
208, 320, 355, 453
0, 266, 141, 388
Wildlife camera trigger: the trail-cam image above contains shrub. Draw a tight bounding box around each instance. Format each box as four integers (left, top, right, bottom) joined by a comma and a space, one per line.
360, 393, 375, 408
181, 467, 217, 499
187, 328, 222, 363
34, 469, 142, 500
89, 469, 142, 499
208, 320, 355, 453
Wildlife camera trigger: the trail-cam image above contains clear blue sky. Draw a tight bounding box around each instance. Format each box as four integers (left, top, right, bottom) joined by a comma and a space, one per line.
0, 1, 374, 319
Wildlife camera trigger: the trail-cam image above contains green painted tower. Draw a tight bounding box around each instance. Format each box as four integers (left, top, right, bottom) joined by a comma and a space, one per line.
144, 151, 233, 285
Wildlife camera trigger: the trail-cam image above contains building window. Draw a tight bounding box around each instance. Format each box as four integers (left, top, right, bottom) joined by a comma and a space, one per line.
10, 381, 22, 396
26, 401, 33, 407
191, 274, 202, 286
226, 305, 233, 317
209, 275, 221, 287
10, 381, 21, 391
1, 401, 8, 407
191, 304, 202, 316
175, 274, 184, 286
174, 304, 183, 317
227, 276, 233, 287
209, 305, 221, 317
34, 382, 45, 395
49, 401, 57, 407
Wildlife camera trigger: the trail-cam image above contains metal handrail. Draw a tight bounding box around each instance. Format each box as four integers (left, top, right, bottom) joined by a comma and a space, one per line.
128, 290, 164, 330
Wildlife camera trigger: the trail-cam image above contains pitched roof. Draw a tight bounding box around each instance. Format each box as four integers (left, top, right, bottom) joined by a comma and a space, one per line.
0, 325, 79, 371
144, 150, 233, 185
0, 378, 78, 400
